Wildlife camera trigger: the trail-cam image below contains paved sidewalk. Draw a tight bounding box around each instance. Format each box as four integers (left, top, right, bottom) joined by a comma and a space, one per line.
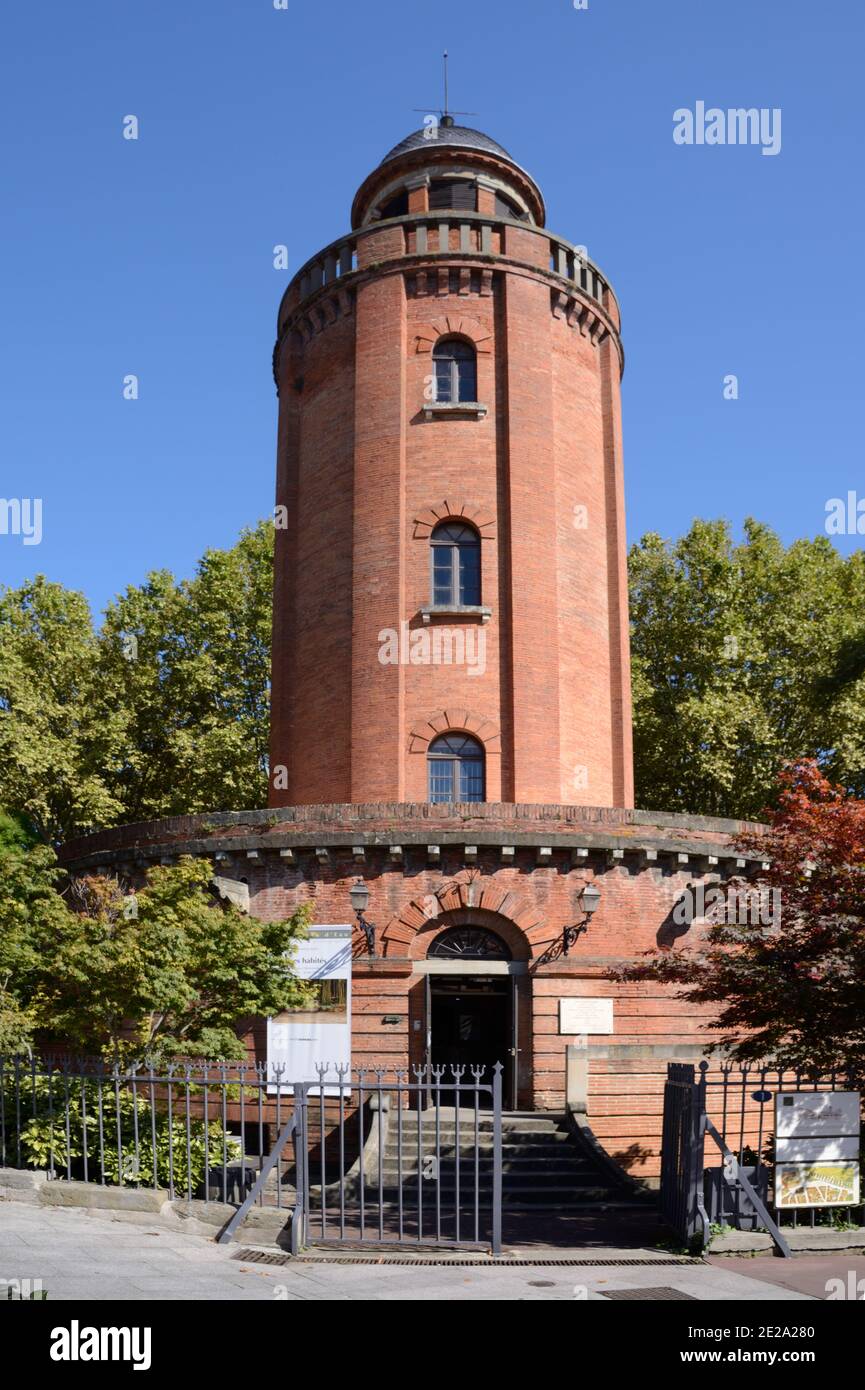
708, 1254, 865, 1302
0, 1202, 823, 1301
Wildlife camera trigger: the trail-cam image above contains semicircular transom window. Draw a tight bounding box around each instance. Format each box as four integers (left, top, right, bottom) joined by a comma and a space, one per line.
428, 926, 512, 960
427, 732, 485, 802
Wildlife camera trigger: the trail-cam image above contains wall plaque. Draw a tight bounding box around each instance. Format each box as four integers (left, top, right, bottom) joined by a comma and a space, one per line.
559, 998, 614, 1035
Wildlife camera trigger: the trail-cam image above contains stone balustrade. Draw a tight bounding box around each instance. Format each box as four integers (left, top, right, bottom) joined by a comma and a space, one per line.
281, 213, 618, 336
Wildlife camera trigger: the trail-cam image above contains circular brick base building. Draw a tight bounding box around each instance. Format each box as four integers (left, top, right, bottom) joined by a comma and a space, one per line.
60, 121, 759, 1179
60, 800, 763, 1177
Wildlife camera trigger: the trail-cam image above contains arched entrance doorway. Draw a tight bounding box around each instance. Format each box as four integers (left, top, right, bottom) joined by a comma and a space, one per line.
424, 925, 518, 1107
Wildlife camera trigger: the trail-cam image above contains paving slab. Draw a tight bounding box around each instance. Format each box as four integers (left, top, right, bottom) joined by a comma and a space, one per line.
0, 1203, 819, 1301
708, 1254, 865, 1302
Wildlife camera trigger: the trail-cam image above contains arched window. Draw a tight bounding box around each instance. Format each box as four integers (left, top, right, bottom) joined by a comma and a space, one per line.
432, 337, 477, 404
428, 733, 485, 803
430, 521, 481, 607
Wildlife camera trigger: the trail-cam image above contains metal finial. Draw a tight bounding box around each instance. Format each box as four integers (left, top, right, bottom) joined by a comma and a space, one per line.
412, 50, 478, 121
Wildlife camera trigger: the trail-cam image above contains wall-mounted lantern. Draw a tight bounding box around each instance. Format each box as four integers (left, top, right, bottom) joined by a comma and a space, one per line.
562, 880, 602, 955
349, 878, 376, 957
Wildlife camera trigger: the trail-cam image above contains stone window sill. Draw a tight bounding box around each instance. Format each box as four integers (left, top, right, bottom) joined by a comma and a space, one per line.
422, 402, 488, 421
420, 605, 492, 625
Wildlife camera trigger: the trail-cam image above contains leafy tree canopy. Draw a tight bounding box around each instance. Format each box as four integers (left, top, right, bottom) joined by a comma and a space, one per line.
0, 521, 273, 843
0, 840, 310, 1062
3, 515, 864, 838
630, 518, 865, 818
615, 761, 865, 1081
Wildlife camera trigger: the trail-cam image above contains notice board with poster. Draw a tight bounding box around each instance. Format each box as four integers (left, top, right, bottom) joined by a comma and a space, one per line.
774, 1091, 861, 1209
267, 926, 352, 1093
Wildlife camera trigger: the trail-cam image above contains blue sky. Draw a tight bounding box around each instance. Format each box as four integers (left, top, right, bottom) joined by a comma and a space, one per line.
1, 0, 862, 617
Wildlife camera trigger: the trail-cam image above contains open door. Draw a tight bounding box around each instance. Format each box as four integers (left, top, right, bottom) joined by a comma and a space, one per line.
509, 974, 520, 1110
423, 971, 432, 1107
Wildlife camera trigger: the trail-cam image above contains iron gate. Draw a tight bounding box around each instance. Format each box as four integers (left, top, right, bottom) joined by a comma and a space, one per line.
660, 1061, 864, 1255
222, 1061, 504, 1253
660, 1062, 708, 1249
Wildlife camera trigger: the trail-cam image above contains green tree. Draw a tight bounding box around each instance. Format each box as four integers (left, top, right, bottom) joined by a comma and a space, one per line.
0, 819, 72, 1051
630, 519, 865, 818
0, 520, 274, 842
95, 520, 273, 823
0, 579, 124, 842
31, 857, 310, 1062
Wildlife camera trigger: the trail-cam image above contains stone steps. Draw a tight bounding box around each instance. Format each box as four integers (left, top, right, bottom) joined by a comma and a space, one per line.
375, 1150, 592, 1173
376, 1111, 630, 1211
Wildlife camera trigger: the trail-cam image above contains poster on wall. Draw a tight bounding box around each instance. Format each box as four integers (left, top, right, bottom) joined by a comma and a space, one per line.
267, 926, 352, 1094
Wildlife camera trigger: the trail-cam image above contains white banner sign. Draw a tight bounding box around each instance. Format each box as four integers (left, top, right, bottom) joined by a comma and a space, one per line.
267, 927, 352, 1093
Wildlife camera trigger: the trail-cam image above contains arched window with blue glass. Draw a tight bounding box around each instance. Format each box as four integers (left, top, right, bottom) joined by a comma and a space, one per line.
432, 336, 477, 404
430, 520, 481, 608
427, 733, 485, 803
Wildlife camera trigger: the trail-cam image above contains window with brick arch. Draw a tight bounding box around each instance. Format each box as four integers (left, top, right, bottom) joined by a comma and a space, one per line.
428, 733, 485, 803
430, 521, 481, 607
432, 337, 477, 404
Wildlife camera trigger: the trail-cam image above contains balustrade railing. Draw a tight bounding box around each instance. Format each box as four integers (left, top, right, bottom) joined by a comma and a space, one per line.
288, 213, 613, 323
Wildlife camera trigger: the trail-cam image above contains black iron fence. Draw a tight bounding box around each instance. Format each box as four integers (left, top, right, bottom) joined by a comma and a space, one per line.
0, 1054, 296, 1201
661, 1061, 863, 1255
0, 1056, 503, 1254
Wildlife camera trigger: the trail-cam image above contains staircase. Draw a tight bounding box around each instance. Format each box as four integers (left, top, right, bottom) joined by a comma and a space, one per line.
377, 1109, 639, 1210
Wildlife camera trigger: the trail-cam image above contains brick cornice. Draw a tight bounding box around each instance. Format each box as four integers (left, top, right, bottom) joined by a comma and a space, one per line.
273, 237, 625, 384
57, 802, 767, 871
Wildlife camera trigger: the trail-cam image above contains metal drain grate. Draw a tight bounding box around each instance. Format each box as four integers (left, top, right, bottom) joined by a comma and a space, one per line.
232, 1248, 703, 1269
602, 1287, 697, 1301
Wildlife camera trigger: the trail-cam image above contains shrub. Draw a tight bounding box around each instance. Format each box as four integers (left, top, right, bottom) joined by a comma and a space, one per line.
8, 1075, 241, 1194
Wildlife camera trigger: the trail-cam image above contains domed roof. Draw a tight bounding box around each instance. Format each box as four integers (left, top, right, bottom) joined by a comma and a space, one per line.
350, 118, 546, 229
380, 122, 515, 167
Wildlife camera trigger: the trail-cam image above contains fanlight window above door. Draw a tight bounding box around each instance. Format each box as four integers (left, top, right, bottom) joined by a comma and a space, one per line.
427, 927, 512, 960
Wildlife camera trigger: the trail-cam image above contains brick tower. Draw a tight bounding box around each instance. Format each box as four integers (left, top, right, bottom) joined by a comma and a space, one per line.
61, 121, 765, 1161
270, 119, 633, 809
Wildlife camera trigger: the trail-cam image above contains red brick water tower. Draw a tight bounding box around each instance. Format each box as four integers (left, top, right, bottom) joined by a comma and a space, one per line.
269, 119, 633, 810
62, 123, 766, 1174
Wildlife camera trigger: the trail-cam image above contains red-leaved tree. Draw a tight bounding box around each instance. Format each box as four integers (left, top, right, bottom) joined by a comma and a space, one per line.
615, 760, 865, 1081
